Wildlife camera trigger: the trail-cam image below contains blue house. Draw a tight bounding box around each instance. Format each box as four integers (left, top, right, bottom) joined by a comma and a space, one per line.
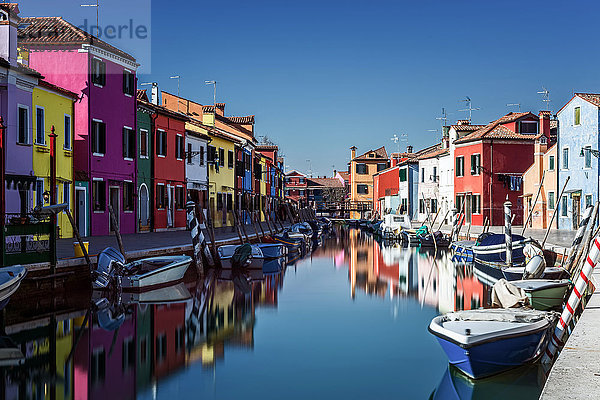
557, 93, 600, 230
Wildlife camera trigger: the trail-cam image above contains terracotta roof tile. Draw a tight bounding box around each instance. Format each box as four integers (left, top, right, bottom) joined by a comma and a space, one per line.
353, 146, 388, 161
0, 3, 19, 18
454, 112, 539, 144
450, 124, 486, 132
307, 178, 344, 188
575, 93, 600, 108
136, 89, 149, 101
18, 16, 136, 62
228, 115, 255, 124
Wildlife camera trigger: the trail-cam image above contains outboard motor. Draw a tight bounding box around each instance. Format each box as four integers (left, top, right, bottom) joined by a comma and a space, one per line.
94, 247, 126, 289
522, 254, 546, 279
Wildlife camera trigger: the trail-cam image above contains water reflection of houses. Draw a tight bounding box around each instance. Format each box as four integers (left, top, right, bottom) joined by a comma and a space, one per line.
437, 261, 490, 314
348, 229, 387, 298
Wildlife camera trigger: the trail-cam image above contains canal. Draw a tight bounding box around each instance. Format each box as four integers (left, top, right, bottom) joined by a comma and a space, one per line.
0, 227, 546, 399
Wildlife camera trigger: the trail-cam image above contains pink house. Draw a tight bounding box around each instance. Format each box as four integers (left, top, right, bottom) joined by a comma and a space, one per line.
19, 17, 139, 236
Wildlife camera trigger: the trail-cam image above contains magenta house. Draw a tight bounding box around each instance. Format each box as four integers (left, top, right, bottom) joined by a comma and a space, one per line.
18, 16, 138, 236
0, 4, 41, 217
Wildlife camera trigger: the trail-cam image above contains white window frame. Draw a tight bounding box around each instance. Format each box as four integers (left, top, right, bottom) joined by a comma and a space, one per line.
562, 146, 569, 170
585, 193, 594, 210
123, 179, 134, 213
157, 129, 167, 158
471, 153, 481, 176
92, 118, 105, 157
92, 177, 105, 213
123, 125, 134, 161
17, 104, 30, 145
35, 105, 45, 145
456, 156, 465, 177
139, 128, 149, 159
123, 68, 133, 97
92, 56, 105, 88
176, 134, 184, 160
472, 193, 481, 214
548, 190, 555, 210
64, 113, 72, 150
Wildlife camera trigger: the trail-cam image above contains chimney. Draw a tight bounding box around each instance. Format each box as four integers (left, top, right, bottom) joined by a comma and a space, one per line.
350, 146, 357, 160
539, 111, 551, 138
407, 145, 413, 153
215, 103, 225, 116
456, 120, 470, 126
0, 4, 19, 65
333, 169, 337, 177
151, 83, 159, 105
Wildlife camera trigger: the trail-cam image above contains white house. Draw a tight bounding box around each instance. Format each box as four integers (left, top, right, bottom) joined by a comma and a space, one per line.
417, 146, 447, 223
185, 123, 210, 209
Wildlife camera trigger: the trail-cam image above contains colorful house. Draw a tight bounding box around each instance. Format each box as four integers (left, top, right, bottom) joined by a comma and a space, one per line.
284, 170, 308, 206
236, 144, 254, 224
453, 112, 549, 226
557, 93, 600, 230
416, 145, 447, 222
185, 119, 210, 211
1, 4, 41, 218
348, 146, 389, 218
373, 166, 400, 215
397, 158, 419, 218
136, 90, 153, 232
32, 80, 77, 238
20, 16, 139, 236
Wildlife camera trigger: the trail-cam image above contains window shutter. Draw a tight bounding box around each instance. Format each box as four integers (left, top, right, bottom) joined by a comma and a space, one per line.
163, 132, 167, 156
123, 71, 127, 93
100, 123, 106, 154
123, 128, 128, 158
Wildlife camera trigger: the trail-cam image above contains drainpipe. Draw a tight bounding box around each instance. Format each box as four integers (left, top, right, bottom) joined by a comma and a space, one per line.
489, 141, 494, 226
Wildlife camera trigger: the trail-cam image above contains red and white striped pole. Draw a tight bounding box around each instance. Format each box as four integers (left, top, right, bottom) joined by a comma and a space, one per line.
543, 235, 600, 364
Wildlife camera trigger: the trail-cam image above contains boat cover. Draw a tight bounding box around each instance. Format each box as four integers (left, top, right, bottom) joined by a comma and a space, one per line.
477, 234, 526, 247
445, 308, 555, 324
511, 279, 571, 291
491, 279, 528, 308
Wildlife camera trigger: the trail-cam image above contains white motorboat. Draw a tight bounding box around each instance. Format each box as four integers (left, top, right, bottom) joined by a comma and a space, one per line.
0, 265, 27, 302
119, 255, 192, 290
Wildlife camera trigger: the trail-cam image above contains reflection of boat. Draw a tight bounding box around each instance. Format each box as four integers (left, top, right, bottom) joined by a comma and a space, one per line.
451, 240, 475, 262
0, 266, 27, 302
0, 336, 24, 366
120, 282, 192, 305
431, 364, 544, 400
429, 308, 556, 379
219, 243, 287, 260
510, 279, 570, 311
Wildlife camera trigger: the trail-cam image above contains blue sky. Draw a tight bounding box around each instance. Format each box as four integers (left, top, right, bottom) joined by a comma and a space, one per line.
24, 0, 600, 176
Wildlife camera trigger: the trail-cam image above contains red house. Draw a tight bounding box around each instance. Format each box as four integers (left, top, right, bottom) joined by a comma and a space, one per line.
453, 111, 550, 226
147, 102, 189, 231
373, 166, 400, 215
284, 170, 308, 206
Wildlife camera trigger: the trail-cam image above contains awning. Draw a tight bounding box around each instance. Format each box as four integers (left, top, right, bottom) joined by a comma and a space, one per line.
5, 174, 36, 190
565, 189, 582, 194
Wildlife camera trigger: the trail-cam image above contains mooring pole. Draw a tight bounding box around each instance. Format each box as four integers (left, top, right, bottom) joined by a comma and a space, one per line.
186, 201, 205, 274
504, 198, 513, 267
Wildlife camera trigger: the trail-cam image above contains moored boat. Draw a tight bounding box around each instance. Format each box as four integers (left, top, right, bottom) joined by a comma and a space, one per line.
428, 308, 556, 379
218, 244, 264, 260
119, 255, 192, 290
0, 266, 27, 303
472, 233, 530, 267
510, 279, 571, 311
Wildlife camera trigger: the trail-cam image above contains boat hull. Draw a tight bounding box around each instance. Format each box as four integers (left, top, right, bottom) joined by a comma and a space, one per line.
120, 256, 191, 291
472, 240, 527, 267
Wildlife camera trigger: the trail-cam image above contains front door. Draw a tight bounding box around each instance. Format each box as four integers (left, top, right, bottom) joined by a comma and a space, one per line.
572, 194, 581, 230
139, 184, 149, 229
167, 185, 174, 228
465, 193, 472, 224
109, 186, 120, 233
75, 187, 86, 236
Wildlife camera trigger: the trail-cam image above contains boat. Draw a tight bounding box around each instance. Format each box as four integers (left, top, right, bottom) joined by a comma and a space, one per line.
0, 336, 24, 366
450, 240, 475, 262
218, 244, 264, 260
271, 232, 304, 253
472, 233, 530, 267
502, 266, 569, 281
400, 230, 421, 246
118, 255, 192, 290
428, 308, 557, 379
510, 279, 571, 311
419, 231, 451, 248
0, 266, 27, 302
379, 214, 411, 239
256, 243, 287, 258
317, 217, 333, 231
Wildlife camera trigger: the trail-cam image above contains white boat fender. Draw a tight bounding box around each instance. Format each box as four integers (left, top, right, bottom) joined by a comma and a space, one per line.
523, 242, 543, 263
523, 254, 546, 280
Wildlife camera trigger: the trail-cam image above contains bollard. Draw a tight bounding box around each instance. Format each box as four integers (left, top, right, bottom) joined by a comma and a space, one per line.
566, 206, 593, 270
504, 199, 512, 267
187, 201, 203, 268
543, 236, 600, 364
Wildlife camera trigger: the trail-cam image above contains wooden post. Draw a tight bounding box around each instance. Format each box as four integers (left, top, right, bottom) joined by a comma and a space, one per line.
204, 203, 221, 267
231, 207, 245, 243
186, 201, 205, 274
504, 198, 513, 267
108, 204, 126, 261
254, 210, 266, 239
245, 207, 261, 240
237, 210, 250, 242
65, 209, 92, 271
285, 203, 295, 224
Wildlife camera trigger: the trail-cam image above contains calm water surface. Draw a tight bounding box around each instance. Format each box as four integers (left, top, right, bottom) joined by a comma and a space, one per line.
0, 228, 546, 399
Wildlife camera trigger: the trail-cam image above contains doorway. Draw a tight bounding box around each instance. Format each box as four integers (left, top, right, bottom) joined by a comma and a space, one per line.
109, 186, 120, 233
465, 193, 472, 224
139, 184, 149, 230
167, 185, 174, 228
572, 193, 581, 230
75, 187, 87, 236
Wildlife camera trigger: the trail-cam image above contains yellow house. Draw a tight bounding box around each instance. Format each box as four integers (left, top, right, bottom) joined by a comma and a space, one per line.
259, 154, 267, 221
32, 80, 77, 238
348, 146, 389, 219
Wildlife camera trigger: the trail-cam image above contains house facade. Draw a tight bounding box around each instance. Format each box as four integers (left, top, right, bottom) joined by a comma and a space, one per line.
20, 16, 139, 236
522, 141, 557, 229
453, 112, 549, 226
557, 93, 600, 230
185, 120, 210, 213
416, 146, 447, 222
373, 166, 400, 215
398, 160, 418, 218
348, 146, 389, 219
285, 170, 308, 206
136, 91, 153, 232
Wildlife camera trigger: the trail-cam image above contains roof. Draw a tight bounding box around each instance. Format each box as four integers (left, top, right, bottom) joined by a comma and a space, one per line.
0, 3, 19, 18
336, 171, 350, 181
575, 93, 600, 108
449, 124, 486, 132
19, 17, 136, 62
417, 147, 449, 160
228, 115, 255, 124
255, 145, 278, 151
137, 89, 149, 102
285, 170, 306, 177
454, 112, 540, 144
353, 146, 388, 161
307, 178, 344, 188
137, 96, 189, 121
38, 79, 78, 99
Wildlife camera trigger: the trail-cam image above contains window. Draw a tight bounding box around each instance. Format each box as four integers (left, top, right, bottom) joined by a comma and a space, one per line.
91, 349, 106, 386
35, 106, 45, 144
548, 155, 555, 171
207, 145, 216, 163
401, 198, 407, 212
519, 121, 538, 134
156, 184, 166, 209
470, 154, 481, 175
123, 181, 134, 211
433, 166, 438, 182
472, 194, 481, 214
548, 191, 555, 210
421, 168, 425, 183
455, 156, 465, 177
156, 334, 167, 363
122, 338, 135, 372
357, 184, 368, 194
217, 193, 223, 210
156, 130, 167, 157
64, 115, 71, 150
63, 182, 70, 207
219, 148, 225, 167
561, 196, 568, 217
586, 194, 593, 209
175, 186, 185, 209
584, 146, 592, 169
175, 135, 184, 160
228, 150, 234, 169
123, 69, 135, 96
92, 179, 106, 212
122, 127, 135, 159
187, 143, 193, 164
356, 163, 368, 175
36, 179, 44, 206
431, 198, 438, 213
199, 146, 205, 166
91, 120, 106, 155
254, 162, 262, 179
227, 193, 233, 211
17, 105, 29, 144
175, 326, 185, 353
419, 199, 425, 214
399, 168, 407, 182
91, 58, 106, 86
562, 147, 569, 169
139, 129, 148, 158
377, 163, 387, 172
574, 106, 581, 126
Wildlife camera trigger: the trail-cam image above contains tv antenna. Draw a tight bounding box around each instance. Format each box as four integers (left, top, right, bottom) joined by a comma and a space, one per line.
436, 107, 448, 128
537, 86, 551, 111
306, 159, 313, 177
459, 97, 480, 122
507, 103, 521, 112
